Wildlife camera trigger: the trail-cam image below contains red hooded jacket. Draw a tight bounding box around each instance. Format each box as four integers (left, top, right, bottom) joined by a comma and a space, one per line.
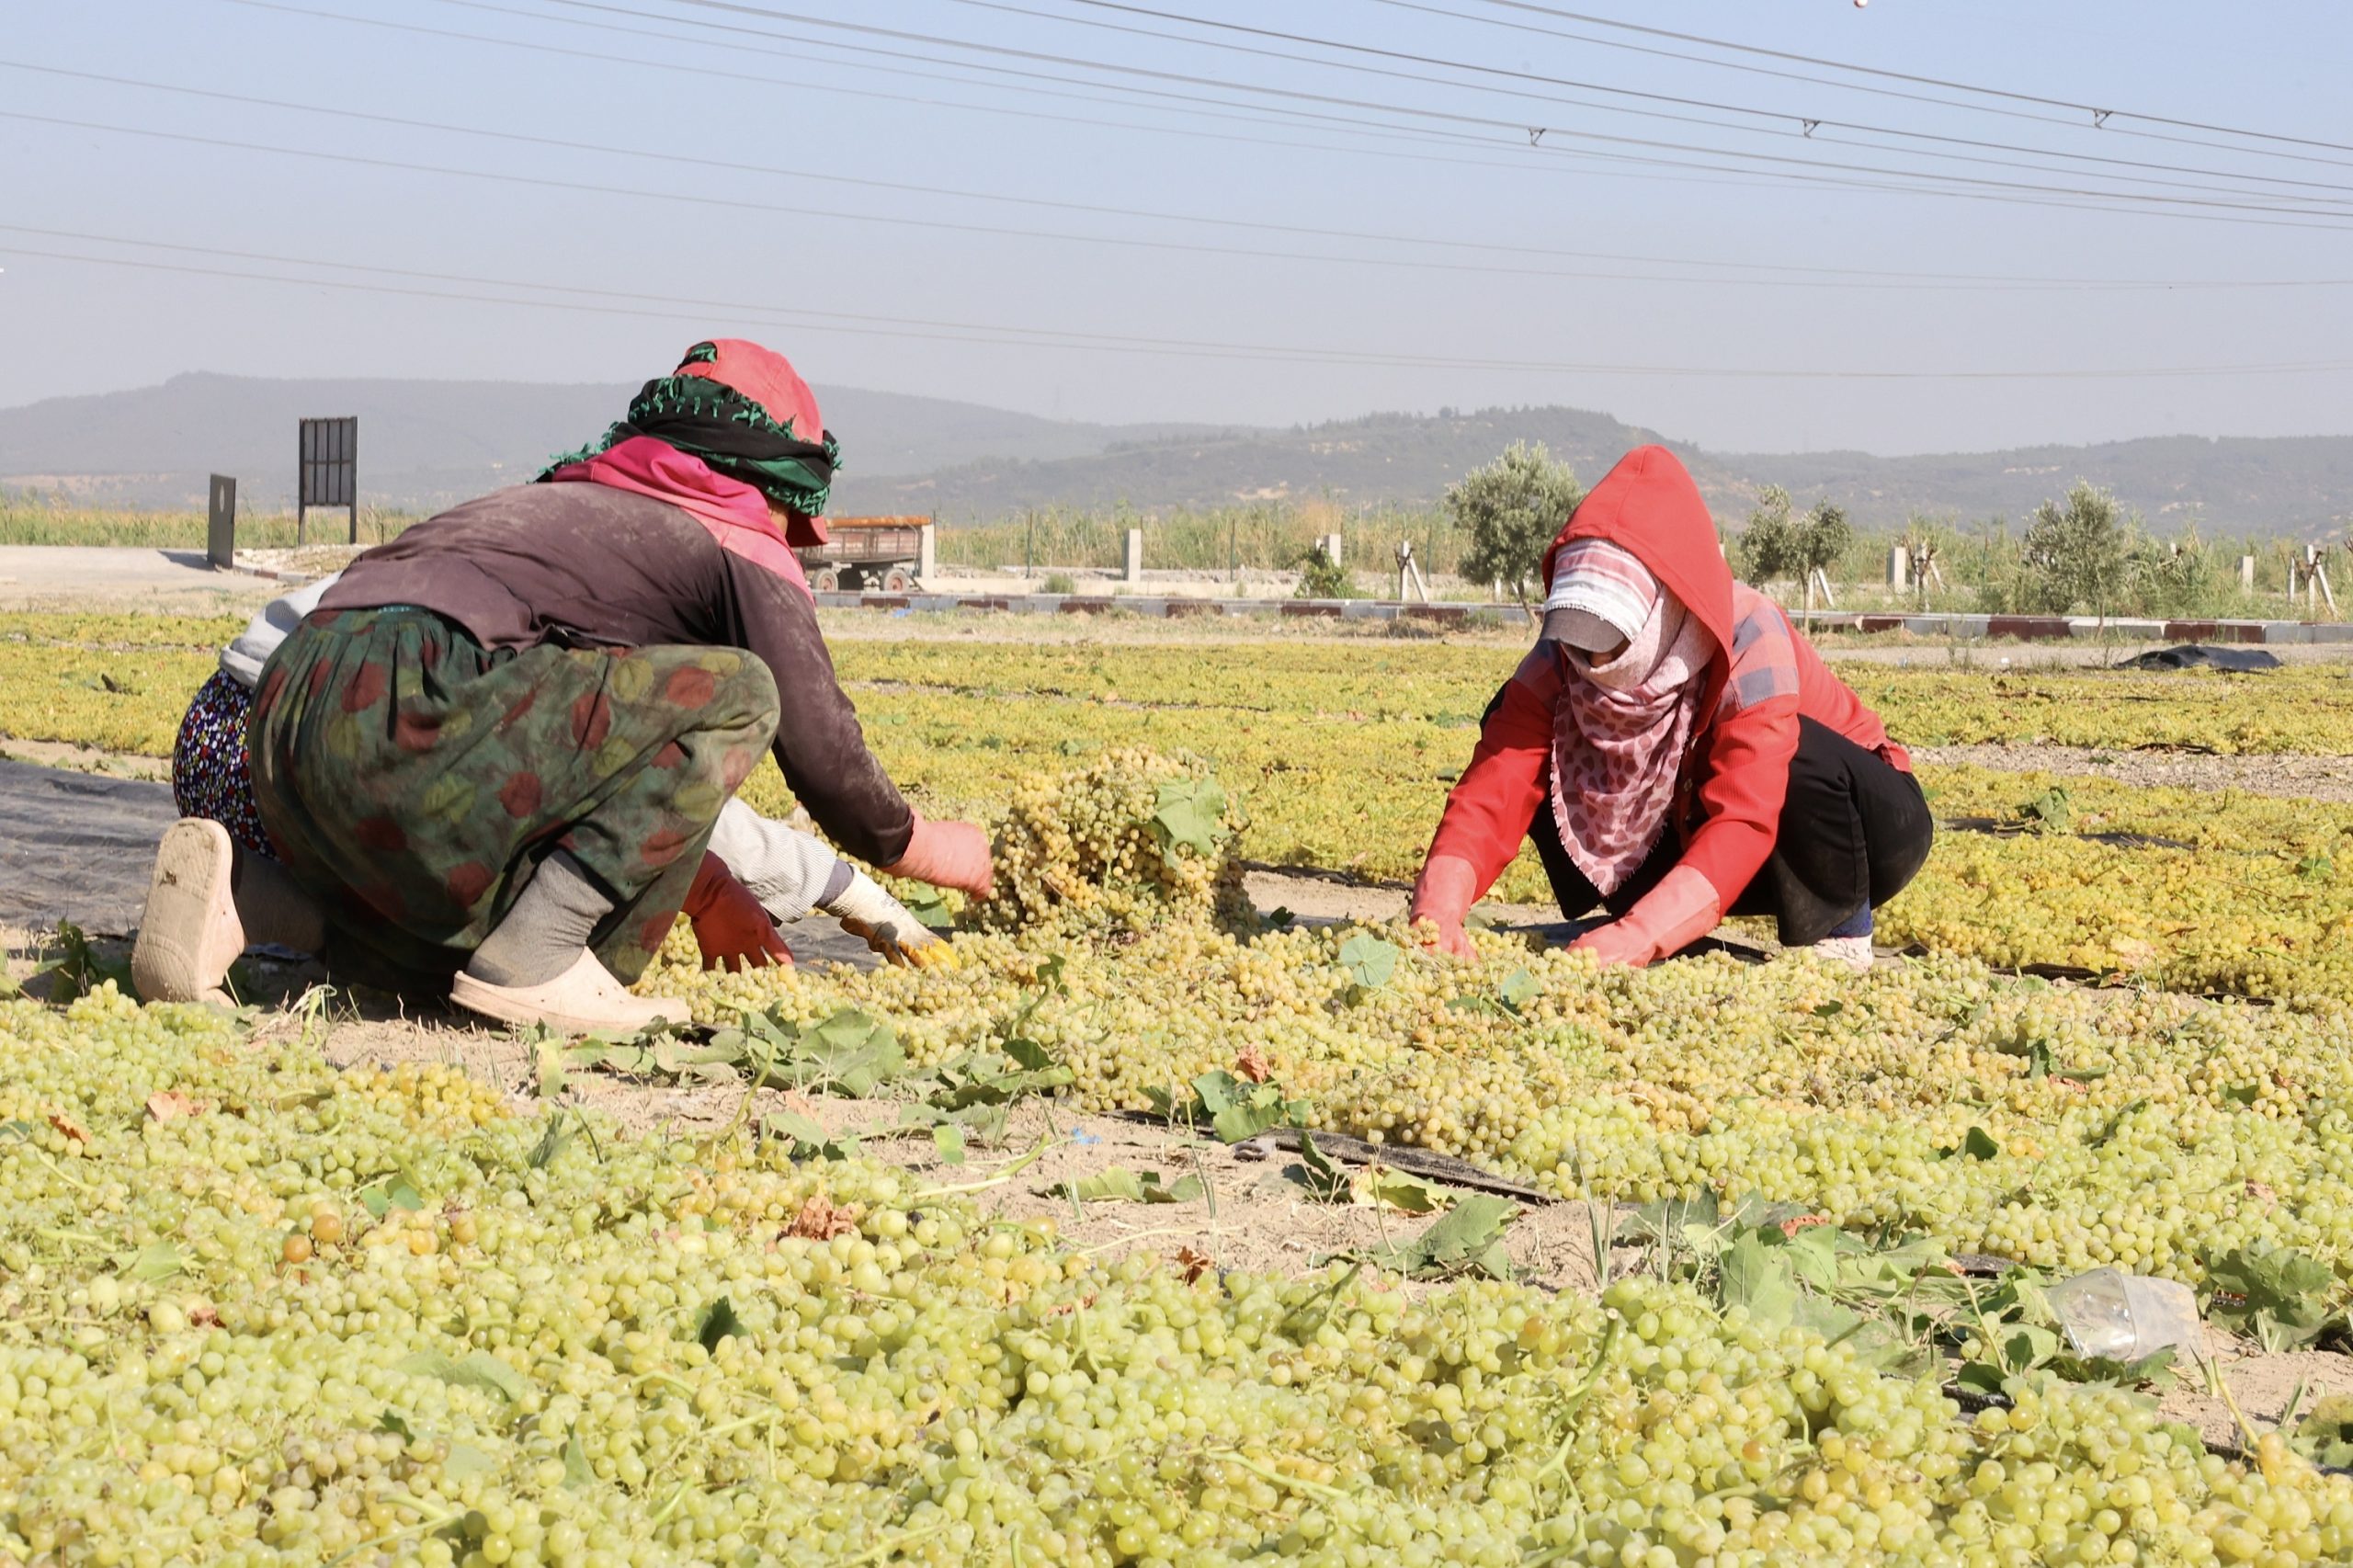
1426, 446, 1909, 911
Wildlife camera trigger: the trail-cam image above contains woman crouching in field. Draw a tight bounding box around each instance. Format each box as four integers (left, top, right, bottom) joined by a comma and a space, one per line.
1408, 445, 1931, 971
132, 339, 985, 1028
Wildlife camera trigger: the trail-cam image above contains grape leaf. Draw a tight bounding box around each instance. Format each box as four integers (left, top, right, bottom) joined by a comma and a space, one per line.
695, 1296, 747, 1352
112, 1242, 184, 1283
395, 1350, 528, 1403
1337, 934, 1401, 990
1371, 1195, 1518, 1281
1362, 1169, 1442, 1214
533, 1039, 571, 1100
780, 1011, 907, 1097
377, 1410, 415, 1442
1937, 1126, 2000, 1161
900, 888, 956, 933
1499, 969, 1540, 1010
1045, 1167, 1203, 1205
563, 1431, 595, 1488
528, 1112, 577, 1171
1289, 1131, 1350, 1204
442, 1443, 499, 1482
358, 1176, 425, 1219
933, 1124, 967, 1166
2207, 1243, 2336, 1350
1718, 1233, 1800, 1326
1191, 1070, 1247, 1117
1150, 778, 1229, 862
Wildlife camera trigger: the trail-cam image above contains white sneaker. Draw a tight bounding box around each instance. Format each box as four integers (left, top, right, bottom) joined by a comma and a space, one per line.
451, 949, 689, 1034
1809, 934, 1876, 972
130, 819, 245, 1006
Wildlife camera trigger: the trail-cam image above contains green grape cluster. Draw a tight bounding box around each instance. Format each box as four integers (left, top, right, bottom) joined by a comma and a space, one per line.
966, 747, 1249, 940
6, 985, 2353, 1566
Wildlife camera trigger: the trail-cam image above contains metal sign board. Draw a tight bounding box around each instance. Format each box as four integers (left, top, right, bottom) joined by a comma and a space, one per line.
297, 416, 358, 544
207, 474, 237, 570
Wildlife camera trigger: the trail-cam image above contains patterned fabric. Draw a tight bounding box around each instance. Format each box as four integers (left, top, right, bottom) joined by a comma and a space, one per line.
171, 670, 276, 858
1541, 539, 1658, 651
541, 341, 838, 533
249, 607, 779, 993
1716, 583, 1805, 722
1549, 589, 1711, 896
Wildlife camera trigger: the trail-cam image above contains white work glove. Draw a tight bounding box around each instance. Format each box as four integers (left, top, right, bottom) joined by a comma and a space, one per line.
823, 867, 958, 970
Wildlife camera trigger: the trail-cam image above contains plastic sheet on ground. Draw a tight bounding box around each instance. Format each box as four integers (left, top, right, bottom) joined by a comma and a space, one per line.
0, 758, 178, 934
0, 757, 879, 971
2118, 644, 2282, 672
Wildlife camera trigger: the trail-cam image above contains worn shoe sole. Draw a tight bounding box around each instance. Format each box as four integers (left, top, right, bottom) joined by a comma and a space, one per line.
1807, 934, 1876, 972
450, 950, 689, 1035
130, 819, 246, 1004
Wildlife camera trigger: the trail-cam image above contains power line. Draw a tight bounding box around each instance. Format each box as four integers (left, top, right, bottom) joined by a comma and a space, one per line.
1374, 0, 2353, 176
1461, 0, 2353, 158
946, 0, 2353, 202
228, 0, 2013, 214
219, 0, 2353, 227
600, 0, 2353, 222
11, 229, 2347, 381
1366, 0, 2101, 134
21, 58, 2347, 293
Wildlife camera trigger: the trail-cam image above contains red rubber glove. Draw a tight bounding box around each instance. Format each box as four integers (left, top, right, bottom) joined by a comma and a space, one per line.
1406, 853, 1481, 961
1569, 864, 1720, 970
881, 814, 995, 899
683, 853, 792, 972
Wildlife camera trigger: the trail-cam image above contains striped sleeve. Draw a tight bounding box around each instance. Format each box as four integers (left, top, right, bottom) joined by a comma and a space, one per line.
1715, 594, 1802, 721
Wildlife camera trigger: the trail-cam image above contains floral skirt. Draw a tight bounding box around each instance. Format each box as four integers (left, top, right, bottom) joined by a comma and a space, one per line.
171, 670, 276, 858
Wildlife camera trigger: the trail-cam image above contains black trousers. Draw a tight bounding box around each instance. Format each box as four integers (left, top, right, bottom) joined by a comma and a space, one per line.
1529, 716, 1934, 948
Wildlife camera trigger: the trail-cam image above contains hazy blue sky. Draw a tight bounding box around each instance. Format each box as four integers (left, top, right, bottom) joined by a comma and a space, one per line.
5, 0, 2348, 454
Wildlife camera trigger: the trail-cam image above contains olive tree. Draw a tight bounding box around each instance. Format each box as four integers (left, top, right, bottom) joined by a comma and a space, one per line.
1740, 489, 1852, 617
1449, 442, 1585, 613
2019, 481, 2135, 623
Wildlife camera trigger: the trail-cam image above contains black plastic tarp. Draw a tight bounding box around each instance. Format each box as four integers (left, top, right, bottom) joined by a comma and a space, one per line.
2118, 644, 2282, 672
0, 757, 880, 969
0, 758, 179, 935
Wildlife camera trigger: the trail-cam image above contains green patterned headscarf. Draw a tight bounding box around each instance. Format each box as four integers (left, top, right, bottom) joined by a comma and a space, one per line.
541, 341, 840, 515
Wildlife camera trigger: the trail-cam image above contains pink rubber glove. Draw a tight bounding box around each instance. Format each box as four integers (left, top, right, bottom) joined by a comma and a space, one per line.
1569, 864, 1721, 970
881, 814, 995, 899
1406, 853, 1481, 961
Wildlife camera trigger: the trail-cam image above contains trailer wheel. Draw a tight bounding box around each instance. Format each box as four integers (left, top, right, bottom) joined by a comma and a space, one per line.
881, 567, 915, 593
810, 567, 841, 593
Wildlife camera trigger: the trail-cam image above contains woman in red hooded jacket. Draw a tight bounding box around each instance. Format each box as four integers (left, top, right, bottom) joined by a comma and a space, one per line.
1407, 445, 1932, 971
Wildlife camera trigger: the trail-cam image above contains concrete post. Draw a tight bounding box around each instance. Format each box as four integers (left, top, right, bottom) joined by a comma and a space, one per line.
206, 475, 237, 570
2240, 554, 2256, 591
917, 519, 937, 584
1888, 546, 1910, 591
1123, 528, 1143, 585
1322, 532, 1343, 568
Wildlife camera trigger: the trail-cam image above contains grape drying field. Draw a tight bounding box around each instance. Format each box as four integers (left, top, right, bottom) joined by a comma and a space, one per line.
5, 610, 2353, 1565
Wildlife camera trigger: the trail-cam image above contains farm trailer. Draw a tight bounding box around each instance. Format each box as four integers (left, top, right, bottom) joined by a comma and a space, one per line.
795, 516, 934, 593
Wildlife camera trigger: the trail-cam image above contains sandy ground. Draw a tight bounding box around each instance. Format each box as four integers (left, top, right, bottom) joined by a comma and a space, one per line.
0, 546, 280, 612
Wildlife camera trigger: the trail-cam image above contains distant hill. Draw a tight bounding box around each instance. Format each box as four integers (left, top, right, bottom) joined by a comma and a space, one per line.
5, 375, 2348, 537
871, 409, 2353, 540
0, 372, 1224, 514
